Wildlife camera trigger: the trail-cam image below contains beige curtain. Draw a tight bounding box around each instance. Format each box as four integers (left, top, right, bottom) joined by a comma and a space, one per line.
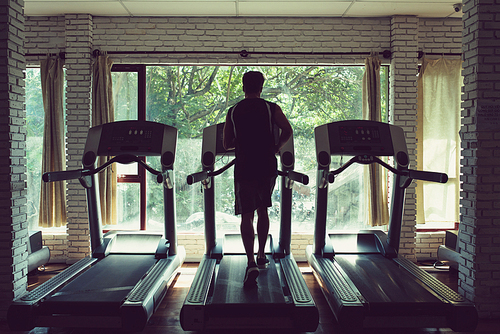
39, 57, 67, 228
362, 54, 389, 226
92, 53, 117, 225
417, 57, 461, 225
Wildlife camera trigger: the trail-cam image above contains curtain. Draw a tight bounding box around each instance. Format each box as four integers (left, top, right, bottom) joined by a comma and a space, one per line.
416, 57, 462, 225
362, 54, 389, 226
92, 53, 117, 225
39, 57, 67, 228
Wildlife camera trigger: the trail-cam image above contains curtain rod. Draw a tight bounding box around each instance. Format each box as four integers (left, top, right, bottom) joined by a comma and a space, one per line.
418, 51, 462, 59
93, 49, 393, 59
25, 52, 66, 59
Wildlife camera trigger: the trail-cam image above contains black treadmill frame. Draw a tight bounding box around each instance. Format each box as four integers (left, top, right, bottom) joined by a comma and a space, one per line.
306, 120, 478, 332
8, 120, 186, 332
180, 122, 319, 331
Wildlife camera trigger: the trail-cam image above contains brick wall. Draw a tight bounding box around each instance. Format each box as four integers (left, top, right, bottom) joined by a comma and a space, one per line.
415, 232, 446, 261
42, 234, 68, 261
389, 16, 419, 260
178, 233, 315, 262
418, 18, 463, 55
460, 0, 500, 318
90, 17, 392, 64
0, 0, 26, 320
64, 14, 93, 263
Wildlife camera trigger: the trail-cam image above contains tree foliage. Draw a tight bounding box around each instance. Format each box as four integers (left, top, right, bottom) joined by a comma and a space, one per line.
145, 66, 366, 140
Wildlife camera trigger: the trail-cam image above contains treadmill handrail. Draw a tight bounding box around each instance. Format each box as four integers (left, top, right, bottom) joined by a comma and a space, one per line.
278, 169, 309, 185
187, 158, 309, 186
186, 159, 236, 185
328, 155, 448, 185
43, 154, 164, 183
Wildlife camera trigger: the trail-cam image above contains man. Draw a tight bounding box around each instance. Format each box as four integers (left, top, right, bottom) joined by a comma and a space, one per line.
223, 71, 293, 288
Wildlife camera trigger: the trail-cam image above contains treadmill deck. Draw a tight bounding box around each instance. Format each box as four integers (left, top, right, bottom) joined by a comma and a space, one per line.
41, 254, 157, 315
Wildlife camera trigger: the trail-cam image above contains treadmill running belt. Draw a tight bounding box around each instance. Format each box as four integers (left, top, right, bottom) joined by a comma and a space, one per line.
42, 254, 157, 315
211, 255, 286, 305
335, 254, 446, 314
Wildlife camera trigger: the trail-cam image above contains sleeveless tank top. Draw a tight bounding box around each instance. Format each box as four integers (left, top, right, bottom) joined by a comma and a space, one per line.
228, 98, 278, 181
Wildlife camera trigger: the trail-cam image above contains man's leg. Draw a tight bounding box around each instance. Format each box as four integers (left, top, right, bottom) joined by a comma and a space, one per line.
240, 211, 255, 264
256, 206, 270, 260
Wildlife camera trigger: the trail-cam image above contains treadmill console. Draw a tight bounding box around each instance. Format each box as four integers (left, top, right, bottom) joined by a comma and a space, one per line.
315, 120, 408, 169
201, 123, 235, 169
328, 121, 395, 157
83, 120, 177, 169
97, 124, 161, 156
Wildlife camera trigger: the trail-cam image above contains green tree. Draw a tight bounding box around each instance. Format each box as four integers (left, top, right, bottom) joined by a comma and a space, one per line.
143, 65, 374, 231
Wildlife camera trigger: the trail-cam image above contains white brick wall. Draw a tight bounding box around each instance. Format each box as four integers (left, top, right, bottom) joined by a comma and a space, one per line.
390, 16, 419, 261
460, 0, 500, 318
90, 17, 392, 65
418, 18, 463, 55
415, 232, 446, 261
178, 234, 315, 262
0, 0, 26, 320
64, 14, 93, 262
42, 234, 68, 261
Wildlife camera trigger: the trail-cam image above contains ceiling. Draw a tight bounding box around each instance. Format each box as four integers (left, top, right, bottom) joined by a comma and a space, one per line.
24, 0, 463, 18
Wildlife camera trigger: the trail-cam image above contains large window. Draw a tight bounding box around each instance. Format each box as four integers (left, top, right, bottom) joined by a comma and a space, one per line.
26, 67, 67, 232
26, 68, 45, 231
109, 66, 388, 233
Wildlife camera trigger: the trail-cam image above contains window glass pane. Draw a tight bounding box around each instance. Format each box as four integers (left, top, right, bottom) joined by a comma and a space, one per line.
26, 68, 44, 231
145, 155, 164, 231
214, 159, 239, 233
112, 72, 138, 121
117, 162, 138, 176
26, 67, 66, 231
172, 138, 204, 231
145, 66, 388, 233
103, 182, 141, 230
327, 157, 364, 230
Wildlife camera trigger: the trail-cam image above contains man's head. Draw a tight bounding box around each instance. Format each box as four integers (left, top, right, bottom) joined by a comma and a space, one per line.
242, 71, 265, 95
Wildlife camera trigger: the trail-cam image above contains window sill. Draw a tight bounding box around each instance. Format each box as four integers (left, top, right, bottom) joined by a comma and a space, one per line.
416, 222, 458, 232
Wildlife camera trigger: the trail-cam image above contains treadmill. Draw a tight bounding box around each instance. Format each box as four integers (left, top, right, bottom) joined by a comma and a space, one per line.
306, 120, 478, 331
8, 120, 186, 331
180, 123, 319, 331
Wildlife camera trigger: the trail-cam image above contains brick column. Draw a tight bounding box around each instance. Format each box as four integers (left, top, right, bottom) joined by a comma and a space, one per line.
0, 0, 26, 319
65, 14, 93, 263
460, 0, 500, 317
389, 16, 419, 261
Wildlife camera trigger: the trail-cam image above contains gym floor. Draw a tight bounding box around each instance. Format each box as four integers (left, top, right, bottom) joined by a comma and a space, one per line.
1, 262, 498, 334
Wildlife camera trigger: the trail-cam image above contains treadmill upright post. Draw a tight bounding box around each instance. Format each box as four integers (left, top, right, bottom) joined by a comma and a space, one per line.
277, 137, 295, 256
387, 169, 406, 254
204, 176, 217, 255
313, 169, 329, 255
164, 172, 177, 256
278, 174, 292, 255
85, 172, 104, 254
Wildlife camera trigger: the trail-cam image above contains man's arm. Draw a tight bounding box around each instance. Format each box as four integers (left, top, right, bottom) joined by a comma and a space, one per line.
274, 104, 293, 153
223, 109, 235, 150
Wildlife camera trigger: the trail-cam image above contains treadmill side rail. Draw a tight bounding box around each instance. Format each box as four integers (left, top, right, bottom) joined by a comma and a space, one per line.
7, 256, 98, 331
180, 256, 217, 331
306, 245, 365, 331
394, 256, 479, 332
122, 248, 186, 332
280, 255, 319, 331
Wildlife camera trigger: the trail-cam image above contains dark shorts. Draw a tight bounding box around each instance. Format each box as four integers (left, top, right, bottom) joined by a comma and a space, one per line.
234, 176, 277, 215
